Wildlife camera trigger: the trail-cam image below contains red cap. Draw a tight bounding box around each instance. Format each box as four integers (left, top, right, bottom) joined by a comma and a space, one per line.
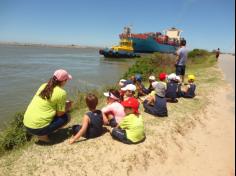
159, 73, 167, 81
121, 97, 140, 114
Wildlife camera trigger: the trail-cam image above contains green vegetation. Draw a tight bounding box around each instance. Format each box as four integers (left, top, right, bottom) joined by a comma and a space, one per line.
0, 112, 32, 156
188, 49, 211, 58
123, 52, 176, 80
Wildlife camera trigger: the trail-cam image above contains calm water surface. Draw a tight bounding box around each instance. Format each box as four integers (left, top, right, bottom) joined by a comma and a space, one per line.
0, 45, 133, 128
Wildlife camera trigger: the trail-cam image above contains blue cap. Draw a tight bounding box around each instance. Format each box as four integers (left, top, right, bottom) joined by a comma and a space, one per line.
135, 74, 142, 82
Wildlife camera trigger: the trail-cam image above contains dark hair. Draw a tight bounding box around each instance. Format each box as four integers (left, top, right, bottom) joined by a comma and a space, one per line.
86, 93, 98, 110
39, 76, 62, 100
180, 39, 186, 46
109, 89, 121, 100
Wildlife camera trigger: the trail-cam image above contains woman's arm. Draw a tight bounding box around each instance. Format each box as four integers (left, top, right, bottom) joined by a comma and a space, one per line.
56, 100, 73, 117
69, 115, 90, 144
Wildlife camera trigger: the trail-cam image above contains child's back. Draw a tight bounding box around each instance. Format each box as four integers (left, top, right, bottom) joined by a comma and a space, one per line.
119, 113, 145, 143
70, 94, 104, 144
182, 83, 196, 98
181, 75, 196, 98
166, 81, 178, 100
111, 98, 145, 144
85, 110, 103, 138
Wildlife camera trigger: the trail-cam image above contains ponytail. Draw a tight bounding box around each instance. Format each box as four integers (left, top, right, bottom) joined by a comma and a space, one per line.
39, 76, 61, 100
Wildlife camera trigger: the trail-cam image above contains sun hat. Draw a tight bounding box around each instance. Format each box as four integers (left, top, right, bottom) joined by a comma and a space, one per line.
155, 82, 166, 98
159, 73, 167, 81
53, 69, 72, 81
188, 74, 195, 81
167, 73, 176, 81
121, 84, 136, 92
149, 75, 156, 81
121, 97, 140, 114
151, 81, 158, 88
103, 92, 120, 100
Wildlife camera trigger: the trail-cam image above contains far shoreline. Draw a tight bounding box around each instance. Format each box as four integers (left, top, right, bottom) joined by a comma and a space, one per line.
0, 41, 102, 49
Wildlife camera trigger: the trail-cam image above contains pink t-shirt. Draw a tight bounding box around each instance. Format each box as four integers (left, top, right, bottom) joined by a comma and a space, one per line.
102, 102, 125, 123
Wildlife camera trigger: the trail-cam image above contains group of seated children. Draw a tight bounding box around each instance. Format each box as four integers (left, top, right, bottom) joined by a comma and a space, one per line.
69, 88, 145, 145
69, 73, 196, 145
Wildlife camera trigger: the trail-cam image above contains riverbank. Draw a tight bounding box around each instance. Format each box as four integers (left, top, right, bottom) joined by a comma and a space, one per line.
0, 52, 234, 176
0, 42, 101, 49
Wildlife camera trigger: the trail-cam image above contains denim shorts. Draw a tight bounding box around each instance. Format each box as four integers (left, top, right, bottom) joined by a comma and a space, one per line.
25, 113, 69, 136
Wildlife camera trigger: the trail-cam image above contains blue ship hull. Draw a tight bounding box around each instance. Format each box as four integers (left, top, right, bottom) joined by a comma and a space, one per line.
130, 37, 177, 53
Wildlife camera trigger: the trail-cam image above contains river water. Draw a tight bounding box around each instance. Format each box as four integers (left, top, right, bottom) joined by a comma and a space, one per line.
0, 45, 132, 128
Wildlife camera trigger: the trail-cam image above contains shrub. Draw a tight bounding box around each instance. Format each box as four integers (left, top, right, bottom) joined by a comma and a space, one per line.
0, 112, 32, 155
123, 52, 176, 80
188, 49, 211, 58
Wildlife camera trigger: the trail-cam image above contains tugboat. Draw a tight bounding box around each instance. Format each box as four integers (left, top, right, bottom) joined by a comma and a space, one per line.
99, 38, 140, 58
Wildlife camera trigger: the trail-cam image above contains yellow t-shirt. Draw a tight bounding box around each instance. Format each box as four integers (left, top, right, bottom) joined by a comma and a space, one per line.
23, 83, 67, 129
119, 114, 145, 143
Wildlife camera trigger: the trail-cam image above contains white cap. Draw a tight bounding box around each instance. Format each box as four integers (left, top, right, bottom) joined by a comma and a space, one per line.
175, 76, 181, 81
149, 75, 156, 81
151, 81, 159, 88
103, 92, 119, 100
121, 84, 136, 91
167, 73, 176, 81
119, 79, 127, 87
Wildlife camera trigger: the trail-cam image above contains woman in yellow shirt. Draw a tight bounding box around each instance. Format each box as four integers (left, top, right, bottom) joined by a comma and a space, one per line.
23, 69, 72, 143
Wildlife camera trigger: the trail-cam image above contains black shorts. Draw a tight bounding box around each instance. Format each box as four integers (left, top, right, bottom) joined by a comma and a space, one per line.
176, 65, 186, 76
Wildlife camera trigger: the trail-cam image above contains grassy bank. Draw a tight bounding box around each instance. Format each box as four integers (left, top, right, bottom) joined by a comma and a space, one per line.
0, 49, 217, 157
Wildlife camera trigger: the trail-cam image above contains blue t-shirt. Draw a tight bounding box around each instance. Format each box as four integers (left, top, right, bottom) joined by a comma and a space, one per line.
177, 47, 188, 66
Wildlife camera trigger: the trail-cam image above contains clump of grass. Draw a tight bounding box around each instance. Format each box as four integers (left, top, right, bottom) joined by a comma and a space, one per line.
0, 112, 32, 156
188, 49, 211, 58
123, 52, 176, 80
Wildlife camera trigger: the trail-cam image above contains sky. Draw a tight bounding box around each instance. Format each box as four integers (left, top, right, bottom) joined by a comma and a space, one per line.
0, 0, 235, 52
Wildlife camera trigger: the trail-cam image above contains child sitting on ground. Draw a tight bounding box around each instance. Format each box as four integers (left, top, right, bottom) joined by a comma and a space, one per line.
69, 94, 104, 144
102, 89, 125, 127
111, 97, 145, 144
147, 75, 156, 94
181, 74, 196, 98
135, 74, 149, 97
142, 72, 167, 103
166, 74, 179, 103
143, 81, 168, 117
159, 72, 167, 89
121, 84, 137, 101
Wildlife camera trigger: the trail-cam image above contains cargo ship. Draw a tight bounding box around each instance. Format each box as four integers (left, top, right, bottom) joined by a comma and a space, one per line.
119, 26, 184, 53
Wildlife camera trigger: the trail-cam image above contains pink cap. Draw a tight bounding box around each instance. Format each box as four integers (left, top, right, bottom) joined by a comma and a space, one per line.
53, 69, 72, 81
